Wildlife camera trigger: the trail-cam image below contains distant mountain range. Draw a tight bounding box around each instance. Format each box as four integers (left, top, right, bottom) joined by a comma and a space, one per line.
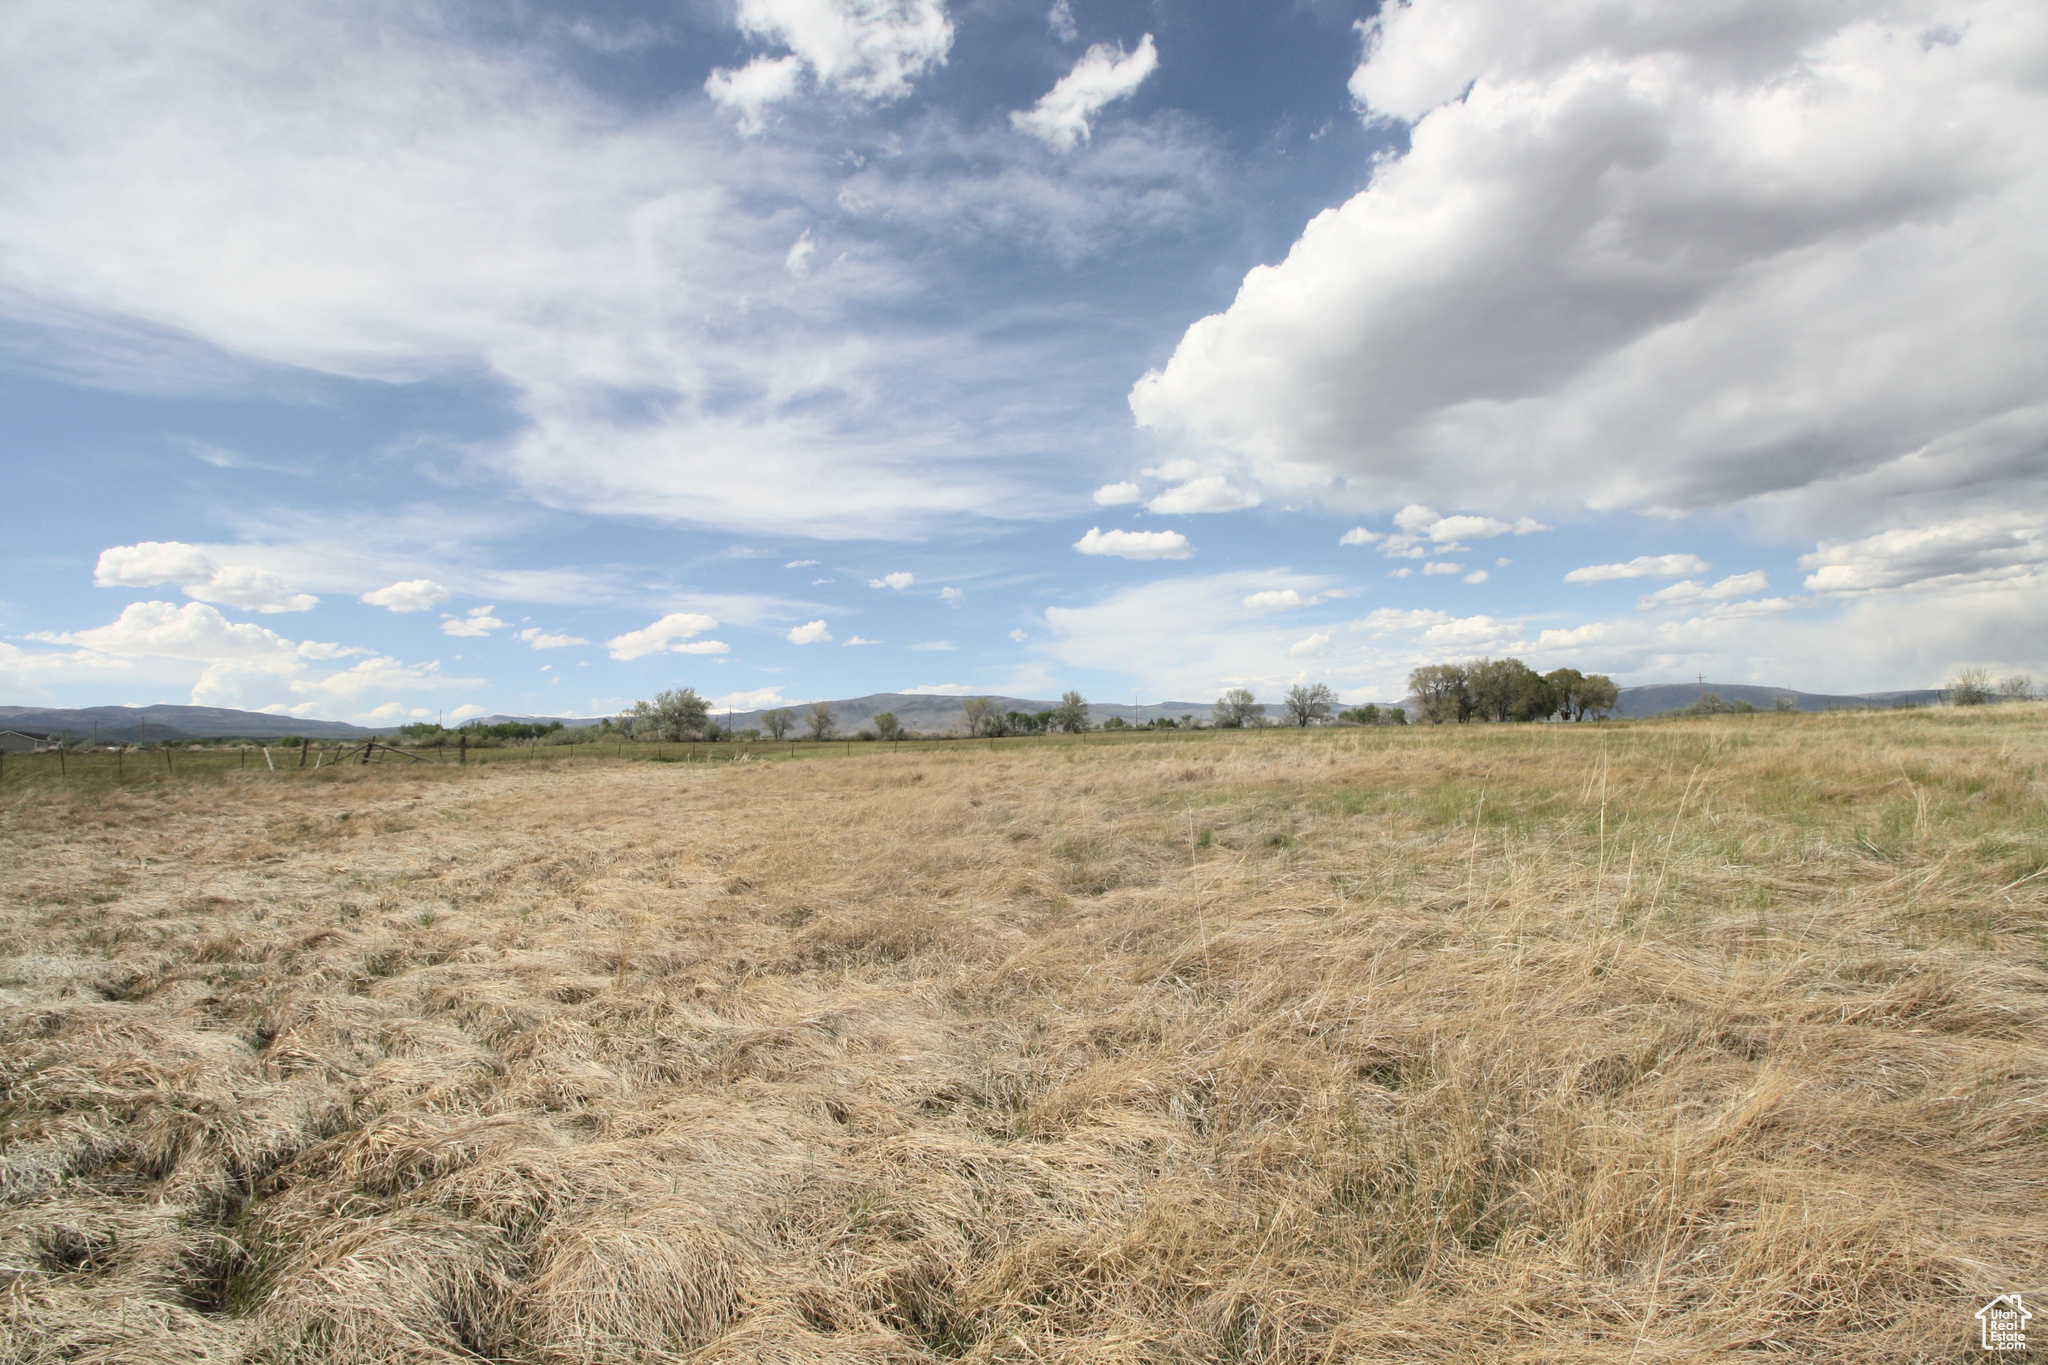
1612, 684, 1944, 715
0, 704, 370, 741
0, 682, 1957, 743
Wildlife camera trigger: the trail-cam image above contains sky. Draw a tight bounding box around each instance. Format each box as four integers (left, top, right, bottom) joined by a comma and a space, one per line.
2, 0, 2044, 725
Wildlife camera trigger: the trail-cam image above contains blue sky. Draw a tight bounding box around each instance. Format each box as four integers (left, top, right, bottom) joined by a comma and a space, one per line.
2, 0, 2044, 724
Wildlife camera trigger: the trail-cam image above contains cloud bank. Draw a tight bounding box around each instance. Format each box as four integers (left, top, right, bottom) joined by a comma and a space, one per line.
1129, 0, 2048, 529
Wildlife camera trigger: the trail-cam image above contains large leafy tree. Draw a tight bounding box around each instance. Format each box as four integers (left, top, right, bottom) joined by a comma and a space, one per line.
1407, 664, 1470, 724
651, 687, 709, 740
1466, 658, 1552, 722
1575, 674, 1620, 719
1542, 668, 1586, 721
1050, 690, 1090, 733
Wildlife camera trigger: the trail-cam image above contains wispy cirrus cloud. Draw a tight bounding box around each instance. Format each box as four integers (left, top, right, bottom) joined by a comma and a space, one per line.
1565, 555, 1713, 584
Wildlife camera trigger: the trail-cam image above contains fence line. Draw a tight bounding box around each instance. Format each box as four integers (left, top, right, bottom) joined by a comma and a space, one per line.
0, 728, 1272, 790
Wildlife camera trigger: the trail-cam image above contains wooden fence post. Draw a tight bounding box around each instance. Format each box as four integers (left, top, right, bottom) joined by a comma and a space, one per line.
164, 747, 173, 775
459, 734, 467, 764
299, 737, 310, 768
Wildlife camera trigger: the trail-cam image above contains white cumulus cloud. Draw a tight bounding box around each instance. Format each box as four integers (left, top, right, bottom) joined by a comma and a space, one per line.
1129, 0, 2048, 528
1243, 589, 1309, 611
94, 540, 317, 613
707, 0, 953, 129
869, 571, 914, 590
360, 579, 449, 613
606, 611, 720, 660
1012, 33, 1158, 151
35, 601, 303, 670
786, 619, 832, 645
441, 605, 507, 637
1565, 554, 1713, 584
1093, 481, 1143, 505
1074, 526, 1193, 560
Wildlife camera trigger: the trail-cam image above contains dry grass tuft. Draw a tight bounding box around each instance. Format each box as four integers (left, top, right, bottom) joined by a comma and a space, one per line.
4, 709, 2047, 1360
516, 1197, 755, 1362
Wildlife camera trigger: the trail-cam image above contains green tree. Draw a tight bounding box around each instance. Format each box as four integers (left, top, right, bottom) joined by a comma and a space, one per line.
1576, 674, 1620, 719
1213, 687, 1263, 728
960, 696, 997, 736
1541, 668, 1585, 721
652, 688, 709, 740
871, 711, 901, 741
805, 700, 836, 741
1407, 664, 1470, 724
762, 708, 795, 740
1338, 704, 1381, 725
1050, 691, 1090, 733
1465, 658, 1551, 722
1283, 682, 1336, 727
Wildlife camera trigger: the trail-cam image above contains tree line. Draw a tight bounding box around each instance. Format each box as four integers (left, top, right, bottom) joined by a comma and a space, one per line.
602, 668, 1626, 743
1404, 661, 1619, 724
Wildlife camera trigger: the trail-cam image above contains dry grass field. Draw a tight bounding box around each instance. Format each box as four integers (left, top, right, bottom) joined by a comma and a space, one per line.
3, 711, 2046, 1363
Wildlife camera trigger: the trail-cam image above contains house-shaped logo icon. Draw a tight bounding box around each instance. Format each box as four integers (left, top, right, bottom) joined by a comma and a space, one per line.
1977, 1294, 2031, 1352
